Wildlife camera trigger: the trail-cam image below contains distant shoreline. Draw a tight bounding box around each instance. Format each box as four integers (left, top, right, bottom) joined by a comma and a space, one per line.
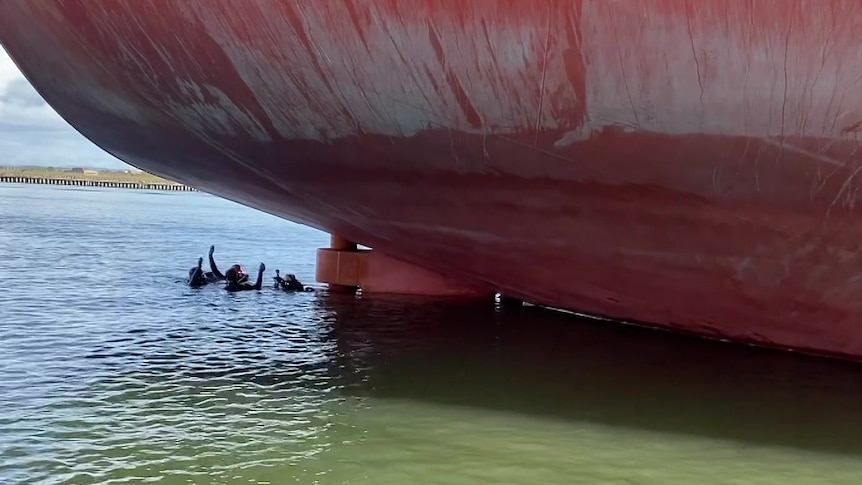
0, 168, 196, 192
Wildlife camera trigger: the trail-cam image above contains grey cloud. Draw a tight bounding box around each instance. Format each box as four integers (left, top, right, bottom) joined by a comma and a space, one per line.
0, 59, 130, 168
0, 128, 129, 168
0, 78, 45, 108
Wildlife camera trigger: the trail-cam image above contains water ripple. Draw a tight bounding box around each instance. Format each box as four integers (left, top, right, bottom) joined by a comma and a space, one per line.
4, 186, 862, 484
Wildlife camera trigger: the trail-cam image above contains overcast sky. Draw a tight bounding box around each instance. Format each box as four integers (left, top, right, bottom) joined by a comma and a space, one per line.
0, 46, 129, 169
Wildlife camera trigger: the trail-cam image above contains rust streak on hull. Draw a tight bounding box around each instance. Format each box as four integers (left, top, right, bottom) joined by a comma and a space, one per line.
3, 0, 862, 359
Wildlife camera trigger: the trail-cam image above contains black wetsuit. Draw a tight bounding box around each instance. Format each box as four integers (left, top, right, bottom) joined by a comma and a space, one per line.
188, 267, 207, 288
274, 272, 306, 292
283, 277, 305, 292
225, 266, 264, 292
187, 251, 226, 288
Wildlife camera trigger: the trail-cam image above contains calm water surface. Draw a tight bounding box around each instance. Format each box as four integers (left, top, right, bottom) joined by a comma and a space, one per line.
2, 184, 862, 484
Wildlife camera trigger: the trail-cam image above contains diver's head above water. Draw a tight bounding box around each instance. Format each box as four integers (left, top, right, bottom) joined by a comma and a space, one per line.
225, 267, 239, 283
187, 257, 207, 287
188, 257, 203, 276
225, 265, 249, 284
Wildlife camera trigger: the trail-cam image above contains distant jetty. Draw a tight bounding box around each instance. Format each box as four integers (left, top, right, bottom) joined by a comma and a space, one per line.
0, 168, 196, 192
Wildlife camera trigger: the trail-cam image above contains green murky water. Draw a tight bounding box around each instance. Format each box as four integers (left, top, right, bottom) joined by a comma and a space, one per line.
2, 185, 862, 484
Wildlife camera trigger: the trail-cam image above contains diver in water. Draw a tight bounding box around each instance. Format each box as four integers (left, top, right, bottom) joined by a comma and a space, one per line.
225, 262, 265, 292
283, 273, 307, 292
274, 269, 311, 292
226, 264, 250, 284
273, 269, 285, 289
187, 257, 209, 288
187, 245, 225, 287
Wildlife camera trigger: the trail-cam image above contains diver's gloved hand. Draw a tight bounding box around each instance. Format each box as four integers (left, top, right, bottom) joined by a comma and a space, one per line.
197, 257, 203, 269
209, 245, 215, 257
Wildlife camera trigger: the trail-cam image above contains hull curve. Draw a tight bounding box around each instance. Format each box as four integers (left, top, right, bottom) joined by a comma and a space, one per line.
3, 0, 862, 358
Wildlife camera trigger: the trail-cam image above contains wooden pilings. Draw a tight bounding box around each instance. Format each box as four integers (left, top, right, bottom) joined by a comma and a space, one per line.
0, 176, 196, 191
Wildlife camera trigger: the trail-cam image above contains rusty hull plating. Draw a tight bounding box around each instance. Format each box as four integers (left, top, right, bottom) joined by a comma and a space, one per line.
2, 1, 862, 359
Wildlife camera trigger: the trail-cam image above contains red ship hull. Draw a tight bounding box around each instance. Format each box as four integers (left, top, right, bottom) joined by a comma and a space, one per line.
3, 1, 862, 359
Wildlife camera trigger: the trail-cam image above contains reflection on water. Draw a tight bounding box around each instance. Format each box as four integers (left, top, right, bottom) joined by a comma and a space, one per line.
5, 293, 862, 484
1, 185, 862, 484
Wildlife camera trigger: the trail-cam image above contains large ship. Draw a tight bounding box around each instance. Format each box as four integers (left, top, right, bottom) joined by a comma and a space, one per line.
3, 0, 862, 360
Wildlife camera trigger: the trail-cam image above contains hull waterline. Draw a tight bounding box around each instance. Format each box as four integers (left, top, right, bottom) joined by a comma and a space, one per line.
3, 1, 862, 359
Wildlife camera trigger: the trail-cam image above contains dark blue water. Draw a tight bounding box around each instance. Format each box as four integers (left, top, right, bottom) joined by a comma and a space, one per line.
2, 183, 862, 484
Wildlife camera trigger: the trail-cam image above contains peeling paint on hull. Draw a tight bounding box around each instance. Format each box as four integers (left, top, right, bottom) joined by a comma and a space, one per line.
3, 0, 862, 359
